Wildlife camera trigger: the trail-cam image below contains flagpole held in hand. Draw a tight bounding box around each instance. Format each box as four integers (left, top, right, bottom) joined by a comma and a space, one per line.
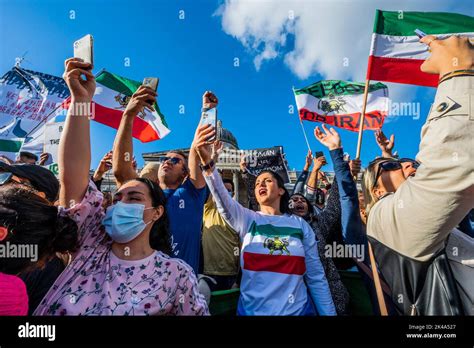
355, 79, 371, 159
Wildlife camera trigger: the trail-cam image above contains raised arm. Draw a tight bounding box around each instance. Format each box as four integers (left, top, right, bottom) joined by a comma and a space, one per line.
374, 130, 395, 158
59, 58, 96, 207
292, 150, 312, 195
314, 180, 341, 241
112, 86, 155, 186
368, 35, 474, 259
188, 91, 218, 190
194, 124, 255, 237
305, 154, 326, 200
314, 124, 366, 247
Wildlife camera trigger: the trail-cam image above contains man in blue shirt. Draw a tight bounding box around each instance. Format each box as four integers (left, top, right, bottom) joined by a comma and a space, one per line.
157, 149, 207, 273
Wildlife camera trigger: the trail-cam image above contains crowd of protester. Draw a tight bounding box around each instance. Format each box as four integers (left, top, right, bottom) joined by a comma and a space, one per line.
0, 34, 473, 316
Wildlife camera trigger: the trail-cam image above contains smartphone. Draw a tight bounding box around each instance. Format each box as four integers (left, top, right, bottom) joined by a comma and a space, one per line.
73, 34, 94, 65
414, 29, 427, 39
199, 107, 217, 142
142, 77, 159, 91
315, 151, 324, 159
142, 77, 159, 106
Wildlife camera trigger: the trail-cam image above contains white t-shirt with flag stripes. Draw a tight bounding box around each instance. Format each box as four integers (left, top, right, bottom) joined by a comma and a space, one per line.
204, 168, 336, 316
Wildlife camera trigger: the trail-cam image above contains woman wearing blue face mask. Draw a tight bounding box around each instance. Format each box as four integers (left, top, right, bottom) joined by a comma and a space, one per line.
34, 58, 208, 316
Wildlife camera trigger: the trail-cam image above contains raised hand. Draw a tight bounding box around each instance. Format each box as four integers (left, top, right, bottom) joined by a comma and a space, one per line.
63, 58, 95, 102
375, 129, 395, 157
314, 124, 341, 150
192, 124, 216, 166
211, 140, 224, 163
202, 91, 218, 109
124, 85, 157, 117
97, 151, 113, 174
349, 158, 361, 177
38, 152, 50, 166
303, 150, 313, 171
313, 155, 327, 171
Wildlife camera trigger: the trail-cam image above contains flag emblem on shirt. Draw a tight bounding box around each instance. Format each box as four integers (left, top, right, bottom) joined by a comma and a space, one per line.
243, 222, 306, 275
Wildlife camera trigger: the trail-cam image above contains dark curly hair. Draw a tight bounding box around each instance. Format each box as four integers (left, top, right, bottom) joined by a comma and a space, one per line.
0, 185, 78, 275
132, 178, 172, 255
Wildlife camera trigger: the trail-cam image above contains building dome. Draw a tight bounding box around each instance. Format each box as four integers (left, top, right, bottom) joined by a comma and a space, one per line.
217, 120, 238, 149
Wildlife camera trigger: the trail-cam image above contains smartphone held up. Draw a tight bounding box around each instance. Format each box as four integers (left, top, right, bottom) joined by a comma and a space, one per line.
199, 107, 218, 143
142, 77, 159, 108
73, 34, 94, 66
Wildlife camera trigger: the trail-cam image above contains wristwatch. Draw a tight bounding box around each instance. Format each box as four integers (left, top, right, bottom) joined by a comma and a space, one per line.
199, 159, 215, 171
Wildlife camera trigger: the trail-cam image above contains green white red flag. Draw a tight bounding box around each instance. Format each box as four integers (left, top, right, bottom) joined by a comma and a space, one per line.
294, 80, 389, 132
367, 10, 474, 87
93, 71, 170, 142
63, 71, 170, 142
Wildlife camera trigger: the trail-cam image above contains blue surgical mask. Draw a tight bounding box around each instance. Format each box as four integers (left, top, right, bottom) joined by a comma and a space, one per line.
102, 201, 153, 243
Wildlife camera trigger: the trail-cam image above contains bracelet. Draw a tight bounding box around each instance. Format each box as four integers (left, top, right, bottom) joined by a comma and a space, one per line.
199, 159, 215, 171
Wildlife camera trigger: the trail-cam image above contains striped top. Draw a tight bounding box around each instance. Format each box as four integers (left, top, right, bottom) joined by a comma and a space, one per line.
204, 168, 336, 316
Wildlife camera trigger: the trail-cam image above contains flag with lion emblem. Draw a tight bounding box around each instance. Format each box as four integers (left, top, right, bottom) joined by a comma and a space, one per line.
294, 80, 389, 132
91, 70, 170, 142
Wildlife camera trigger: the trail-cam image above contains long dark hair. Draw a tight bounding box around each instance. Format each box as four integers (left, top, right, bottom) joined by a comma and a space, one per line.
0, 185, 78, 274
133, 178, 172, 256
255, 170, 291, 215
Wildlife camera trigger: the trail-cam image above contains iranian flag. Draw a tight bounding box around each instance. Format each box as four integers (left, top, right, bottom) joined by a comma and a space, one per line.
294, 80, 389, 132
85, 71, 170, 142
368, 10, 474, 87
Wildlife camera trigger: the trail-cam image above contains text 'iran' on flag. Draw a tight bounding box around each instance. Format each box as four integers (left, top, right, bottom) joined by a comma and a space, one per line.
293, 80, 389, 132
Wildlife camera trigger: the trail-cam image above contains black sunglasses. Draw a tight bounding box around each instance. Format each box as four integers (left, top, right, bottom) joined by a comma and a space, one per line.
398, 158, 420, 169
157, 156, 183, 165
373, 160, 402, 188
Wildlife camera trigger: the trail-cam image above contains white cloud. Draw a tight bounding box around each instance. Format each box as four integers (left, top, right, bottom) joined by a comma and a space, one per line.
216, 0, 471, 106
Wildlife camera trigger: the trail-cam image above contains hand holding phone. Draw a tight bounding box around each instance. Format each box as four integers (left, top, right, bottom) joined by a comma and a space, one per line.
142, 77, 159, 107
73, 34, 94, 66
315, 151, 324, 159
142, 77, 159, 91
414, 29, 427, 39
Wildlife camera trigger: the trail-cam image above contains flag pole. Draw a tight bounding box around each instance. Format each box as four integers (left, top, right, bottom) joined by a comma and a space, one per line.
299, 119, 312, 153
355, 79, 371, 159
293, 85, 312, 153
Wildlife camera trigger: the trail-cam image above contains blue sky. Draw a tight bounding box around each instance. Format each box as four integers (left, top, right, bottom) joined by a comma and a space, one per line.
0, 0, 472, 171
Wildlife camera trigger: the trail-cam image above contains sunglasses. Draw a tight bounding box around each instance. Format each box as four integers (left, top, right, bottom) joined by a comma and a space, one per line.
398, 158, 420, 169
373, 160, 402, 188
157, 156, 183, 165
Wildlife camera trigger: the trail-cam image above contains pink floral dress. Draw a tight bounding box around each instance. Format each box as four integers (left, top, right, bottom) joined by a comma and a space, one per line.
34, 181, 208, 316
